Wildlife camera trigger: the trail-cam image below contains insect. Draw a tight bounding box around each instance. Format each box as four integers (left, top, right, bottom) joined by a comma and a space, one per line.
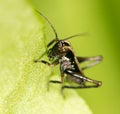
34, 10, 102, 94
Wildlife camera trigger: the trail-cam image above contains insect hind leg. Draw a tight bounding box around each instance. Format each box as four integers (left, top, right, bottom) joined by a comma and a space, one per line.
61, 81, 102, 95
77, 55, 103, 70
61, 69, 102, 93
62, 82, 101, 90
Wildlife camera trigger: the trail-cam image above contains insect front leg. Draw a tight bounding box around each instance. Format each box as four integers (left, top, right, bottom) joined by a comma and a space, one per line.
34, 59, 59, 67
77, 55, 103, 70
62, 69, 102, 92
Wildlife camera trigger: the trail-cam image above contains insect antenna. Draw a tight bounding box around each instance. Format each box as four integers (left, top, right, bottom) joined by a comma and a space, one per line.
63, 33, 87, 41
47, 39, 57, 47
36, 10, 59, 43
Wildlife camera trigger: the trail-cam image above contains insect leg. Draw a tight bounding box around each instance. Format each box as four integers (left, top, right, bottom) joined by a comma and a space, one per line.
77, 55, 103, 70
65, 69, 102, 86
62, 84, 100, 90
34, 59, 59, 67
62, 69, 102, 92
47, 76, 64, 91
48, 71, 65, 91
47, 80, 62, 91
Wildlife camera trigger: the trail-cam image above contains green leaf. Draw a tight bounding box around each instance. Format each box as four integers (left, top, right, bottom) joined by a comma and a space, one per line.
0, 0, 92, 114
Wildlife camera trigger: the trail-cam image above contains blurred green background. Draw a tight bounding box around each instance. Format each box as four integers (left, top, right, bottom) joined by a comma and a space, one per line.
29, 0, 120, 114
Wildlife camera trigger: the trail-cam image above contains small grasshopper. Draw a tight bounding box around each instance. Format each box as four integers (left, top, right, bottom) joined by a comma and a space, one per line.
34, 10, 102, 94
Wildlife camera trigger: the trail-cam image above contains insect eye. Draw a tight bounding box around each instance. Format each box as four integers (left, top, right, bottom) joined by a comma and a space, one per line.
59, 41, 66, 47
60, 41, 70, 46
63, 42, 70, 46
